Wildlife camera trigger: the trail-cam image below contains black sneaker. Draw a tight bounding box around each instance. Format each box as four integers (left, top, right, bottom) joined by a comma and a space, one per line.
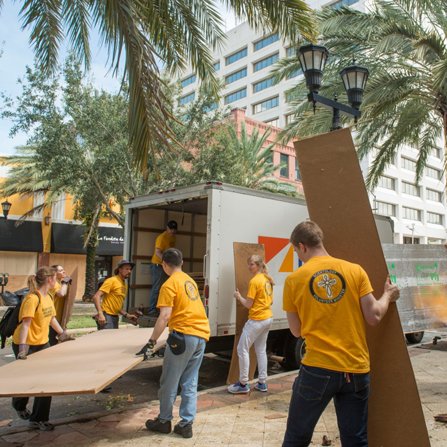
174, 422, 193, 438
16, 409, 31, 420
145, 417, 171, 434
29, 421, 54, 431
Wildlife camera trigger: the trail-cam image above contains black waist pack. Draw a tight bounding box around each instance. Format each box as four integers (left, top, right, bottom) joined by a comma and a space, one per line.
167, 330, 186, 355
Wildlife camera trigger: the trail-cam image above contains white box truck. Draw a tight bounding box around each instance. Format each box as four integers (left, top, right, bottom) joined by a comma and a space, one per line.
123, 182, 396, 368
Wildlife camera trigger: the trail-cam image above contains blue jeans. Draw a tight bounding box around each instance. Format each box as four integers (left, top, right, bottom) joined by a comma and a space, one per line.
158, 334, 206, 426
283, 365, 370, 447
149, 264, 167, 312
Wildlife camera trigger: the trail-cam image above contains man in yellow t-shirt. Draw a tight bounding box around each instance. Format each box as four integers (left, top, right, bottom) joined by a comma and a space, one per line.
141, 248, 209, 439
92, 260, 137, 329
48, 265, 72, 346
149, 220, 177, 316
282, 221, 400, 447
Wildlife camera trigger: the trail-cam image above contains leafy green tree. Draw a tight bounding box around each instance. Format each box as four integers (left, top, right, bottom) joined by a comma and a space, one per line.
274, 0, 447, 189
2, 0, 316, 169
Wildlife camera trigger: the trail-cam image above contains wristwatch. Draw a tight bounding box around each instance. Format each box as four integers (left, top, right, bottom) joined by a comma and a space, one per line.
148, 339, 157, 348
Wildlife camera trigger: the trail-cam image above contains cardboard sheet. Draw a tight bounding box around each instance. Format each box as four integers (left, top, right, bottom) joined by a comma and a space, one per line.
0, 327, 168, 397
227, 242, 264, 384
294, 128, 429, 446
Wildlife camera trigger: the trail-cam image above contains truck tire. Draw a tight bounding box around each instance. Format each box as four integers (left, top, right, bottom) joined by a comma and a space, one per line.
405, 331, 424, 344
282, 334, 306, 371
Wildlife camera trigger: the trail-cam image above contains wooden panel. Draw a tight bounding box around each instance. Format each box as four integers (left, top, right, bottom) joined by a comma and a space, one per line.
0, 327, 168, 397
295, 128, 429, 446
227, 242, 264, 384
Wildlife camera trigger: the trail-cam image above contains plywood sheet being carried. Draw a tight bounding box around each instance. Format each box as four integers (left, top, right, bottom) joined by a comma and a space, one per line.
227, 242, 264, 384
0, 327, 168, 397
294, 128, 429, 446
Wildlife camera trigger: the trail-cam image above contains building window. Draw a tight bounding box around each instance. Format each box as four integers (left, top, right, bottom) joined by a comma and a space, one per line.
401, 157, 416, 171
179, 92, 195, 106
376, 201, 396, 217
285, 114, 295, 125
426, 188, 442, 202
280, 153, 289, 178
33, 192, 45, 218
402, 181, 420, 197
285, 90, 299, 103
254, 33, 279, 52
266, 150, 274, 166
181, 75, 196, 88
253, 52, 279, 72
286, 47, 295, 58
377, 175, 396, 190
427, 212, 443, 225
225, 47, 248, 65
403, 206, 422, 221
430, 147, 442, 158
330, 0, 359, 9
264, 117, 279, 127
225, 67, 247, 85
213, 61, 220, 71
287, 68, 303, 79
204, 102, 219, 112
253, 76, 275, 93
428, 238, 443, 244
426, 166, 442, 179
253, 96, 279, 114
224, 87, 247, 104
295, 158, 301, 180
403, 236, 420, 244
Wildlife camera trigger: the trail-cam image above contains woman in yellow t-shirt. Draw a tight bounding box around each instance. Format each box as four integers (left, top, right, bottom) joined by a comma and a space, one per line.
12, 266, 72, 432
228, 255, 274, 394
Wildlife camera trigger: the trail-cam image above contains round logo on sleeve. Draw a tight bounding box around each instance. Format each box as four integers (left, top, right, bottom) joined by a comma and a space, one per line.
184, 280, 200, 301
265, 281, 273, 297
309, 269, 346, 304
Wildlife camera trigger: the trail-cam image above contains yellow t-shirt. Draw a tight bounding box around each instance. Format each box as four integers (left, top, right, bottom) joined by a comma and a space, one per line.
157, 271, 210, 341
13, 292, 56, 346
49, 281, 65, 321
151, 231, 176, 264
283, 255, 373, 373
247, 273, 273, 320
100, 275, 128, 316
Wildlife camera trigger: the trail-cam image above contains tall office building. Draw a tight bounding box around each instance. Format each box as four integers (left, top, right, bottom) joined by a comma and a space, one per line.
177, 0, 446, 244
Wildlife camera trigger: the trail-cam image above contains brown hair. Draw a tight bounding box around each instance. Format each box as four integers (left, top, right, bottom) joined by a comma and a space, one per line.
290, 220, 324, 248
27, 266, 57, 292
248, 255, 275, 286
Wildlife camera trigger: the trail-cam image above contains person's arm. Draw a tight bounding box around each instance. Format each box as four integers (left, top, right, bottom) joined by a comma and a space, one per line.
55, 282, 69, 298
155, 247, 164, 260
92, 290, 106, 325
287, 312, 302, 338
17, 317, 32, 359
360, 277, 400, 326
234, 289, 254, 309
119, 308, 138, 322
150, 306, 172, 343
50, 317, 75, 341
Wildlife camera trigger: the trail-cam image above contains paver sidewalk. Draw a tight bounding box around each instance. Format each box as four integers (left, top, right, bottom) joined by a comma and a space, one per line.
2, 345, 447, 446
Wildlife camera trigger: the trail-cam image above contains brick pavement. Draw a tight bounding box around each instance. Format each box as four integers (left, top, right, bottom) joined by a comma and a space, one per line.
2, 344, 447, 446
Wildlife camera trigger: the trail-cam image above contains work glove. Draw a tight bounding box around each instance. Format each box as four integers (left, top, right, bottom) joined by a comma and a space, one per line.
136, 339, 156, 361
57, 330, 75, 343
61, 276, 73, 285
17, 344, 29, 360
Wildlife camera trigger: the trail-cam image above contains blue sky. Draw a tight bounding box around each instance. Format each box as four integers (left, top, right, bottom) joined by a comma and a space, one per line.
0, 2, 237, 156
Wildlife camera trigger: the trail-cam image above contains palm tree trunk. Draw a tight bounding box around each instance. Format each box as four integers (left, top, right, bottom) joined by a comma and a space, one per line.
82, 212, 100, 301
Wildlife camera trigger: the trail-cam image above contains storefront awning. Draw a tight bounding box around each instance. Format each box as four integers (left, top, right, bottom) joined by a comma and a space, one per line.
0, 219, 43, 252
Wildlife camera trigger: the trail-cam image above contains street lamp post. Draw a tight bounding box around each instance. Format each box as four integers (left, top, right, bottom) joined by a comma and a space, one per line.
297, 44, 369, 131
1, 200, 11, 219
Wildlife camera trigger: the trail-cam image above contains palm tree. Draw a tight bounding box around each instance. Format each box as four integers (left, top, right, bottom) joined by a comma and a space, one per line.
3, 0, 316, 171
274, 0, 447, 188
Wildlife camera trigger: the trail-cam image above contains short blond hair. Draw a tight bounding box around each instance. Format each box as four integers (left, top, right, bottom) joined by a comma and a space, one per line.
290, 221, 324, 248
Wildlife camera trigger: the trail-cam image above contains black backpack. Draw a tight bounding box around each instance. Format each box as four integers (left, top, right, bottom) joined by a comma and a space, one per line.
0, 292, 40, 349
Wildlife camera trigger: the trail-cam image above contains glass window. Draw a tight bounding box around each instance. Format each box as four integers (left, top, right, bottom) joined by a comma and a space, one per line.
376, 201, 396, 217
287, 68, 303, 79
264, 117, 279, 127
403, 206, 422, 221
254, 33, 279, 51
253, 96, 279, 114
330, 0, 359, 9
426, 188, 442, 202
285, 90, 299, 103
295, 158, 301, 180
430, 147, 441, 158
181, 75, 196, 88
426, 166, 442, 179
224, 87, 247, 104
402, 181, 420, 197
225, 47, 248, 65
204, 102, 219, 112
286, 47, 296, 58
225, 67, 247, 85
401, 157, 416, 171
253, 52, 279, 72
427, 212, 443, 225
280, 153, 289, 178
253, 76, 275, 93
403, 236, 420, 244
285, 114, 295, 125
213, 61, 220, 71
377, 176, 396, 190
178, 92, 195, 106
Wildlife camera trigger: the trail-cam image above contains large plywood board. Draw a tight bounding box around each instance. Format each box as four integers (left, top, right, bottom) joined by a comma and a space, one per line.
0, 327, 168, 397
294, 128, 429, 446
227, 242, 264, 384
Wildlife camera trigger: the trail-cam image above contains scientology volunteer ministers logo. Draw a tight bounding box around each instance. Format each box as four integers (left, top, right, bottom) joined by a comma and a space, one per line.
309, 269, 346, 304
184, 280, 200, 301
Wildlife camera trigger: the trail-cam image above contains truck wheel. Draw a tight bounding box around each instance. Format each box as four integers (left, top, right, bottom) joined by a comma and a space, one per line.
282, 334, 306, 371
405, 332, 424, 344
